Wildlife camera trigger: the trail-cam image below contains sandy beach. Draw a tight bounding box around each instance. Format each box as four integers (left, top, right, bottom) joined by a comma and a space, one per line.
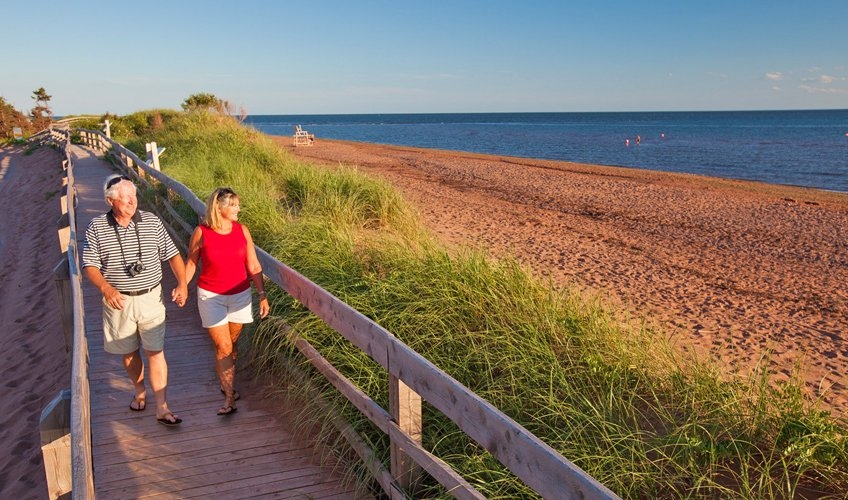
280, 137, 848, 417
0, 146, 70, 497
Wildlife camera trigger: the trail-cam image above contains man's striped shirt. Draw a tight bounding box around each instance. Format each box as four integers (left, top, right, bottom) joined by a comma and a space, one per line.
81, 210, 179, 292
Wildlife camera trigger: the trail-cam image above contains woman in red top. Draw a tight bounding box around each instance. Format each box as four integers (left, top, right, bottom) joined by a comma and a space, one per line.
185, 187, 270, 415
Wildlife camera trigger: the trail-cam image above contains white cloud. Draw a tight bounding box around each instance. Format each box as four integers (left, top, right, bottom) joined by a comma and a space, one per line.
771, 86, 782, 92
819, 75, 835, 84
765, 72, 783, 81
799, 85, 848, 94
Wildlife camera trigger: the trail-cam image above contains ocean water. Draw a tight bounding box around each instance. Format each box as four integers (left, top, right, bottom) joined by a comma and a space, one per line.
246, 110, 848, 192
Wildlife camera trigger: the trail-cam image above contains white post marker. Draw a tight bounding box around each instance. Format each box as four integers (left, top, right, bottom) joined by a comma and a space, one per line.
145, 141, 166, 171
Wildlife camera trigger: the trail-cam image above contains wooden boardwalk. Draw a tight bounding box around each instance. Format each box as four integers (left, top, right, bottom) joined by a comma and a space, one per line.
70, 144, 364, 499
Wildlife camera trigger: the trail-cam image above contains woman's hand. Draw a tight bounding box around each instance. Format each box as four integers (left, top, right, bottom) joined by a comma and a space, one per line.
258, 294, 270, 318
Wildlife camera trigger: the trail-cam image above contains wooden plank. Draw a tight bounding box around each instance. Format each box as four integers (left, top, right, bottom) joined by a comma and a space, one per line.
64, 142, 96, 499
142, 468, 345, 499
389, 374, 423, 492
52, 258, 73, 359
257, 250, 394, 367
95, 443, 315, 489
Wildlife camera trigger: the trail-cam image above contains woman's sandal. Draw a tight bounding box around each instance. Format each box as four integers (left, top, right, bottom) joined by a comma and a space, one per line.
217, 405, 238, 416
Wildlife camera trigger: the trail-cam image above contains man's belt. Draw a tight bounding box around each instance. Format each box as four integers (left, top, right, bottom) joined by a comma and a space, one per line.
119, 284, 159, 296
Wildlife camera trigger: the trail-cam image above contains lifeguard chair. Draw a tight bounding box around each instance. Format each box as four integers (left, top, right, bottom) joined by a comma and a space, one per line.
293, 125, 314, 147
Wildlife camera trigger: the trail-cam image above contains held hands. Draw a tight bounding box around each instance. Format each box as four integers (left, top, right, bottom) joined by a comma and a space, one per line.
171, 284, 188, 307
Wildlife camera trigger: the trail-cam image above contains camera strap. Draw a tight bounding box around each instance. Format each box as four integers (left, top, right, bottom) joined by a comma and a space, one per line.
107, 211, 142, 270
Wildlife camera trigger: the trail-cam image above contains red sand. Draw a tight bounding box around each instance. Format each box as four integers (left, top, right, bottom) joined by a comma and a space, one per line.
0, 146, 70, 497
281, 137, 848, 418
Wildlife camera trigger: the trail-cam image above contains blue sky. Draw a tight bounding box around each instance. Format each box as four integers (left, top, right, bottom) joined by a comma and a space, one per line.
2, 0, 846, 116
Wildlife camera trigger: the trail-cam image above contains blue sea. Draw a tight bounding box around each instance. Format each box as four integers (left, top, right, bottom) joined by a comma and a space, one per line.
246, 110, 848, 192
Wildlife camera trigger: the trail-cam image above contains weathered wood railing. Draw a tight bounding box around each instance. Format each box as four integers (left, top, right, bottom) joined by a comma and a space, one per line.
39, 126, 96, 499
74, 128, 619, 499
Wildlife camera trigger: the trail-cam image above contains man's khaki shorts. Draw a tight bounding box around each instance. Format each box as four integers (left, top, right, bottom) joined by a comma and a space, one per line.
102, 285, 166, 354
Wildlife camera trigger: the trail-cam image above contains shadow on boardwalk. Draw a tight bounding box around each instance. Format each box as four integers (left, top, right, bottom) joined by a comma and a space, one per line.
72, 144, 365, 499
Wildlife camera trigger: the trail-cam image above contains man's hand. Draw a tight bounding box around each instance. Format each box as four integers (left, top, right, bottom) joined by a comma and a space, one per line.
84, 267, 125, 309
171, 284, 188, 307
103, 285, 125, 310
167, 255, 188, 308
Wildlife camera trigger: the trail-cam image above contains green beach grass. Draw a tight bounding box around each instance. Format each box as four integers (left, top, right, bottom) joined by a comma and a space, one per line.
75, 110, 848, 498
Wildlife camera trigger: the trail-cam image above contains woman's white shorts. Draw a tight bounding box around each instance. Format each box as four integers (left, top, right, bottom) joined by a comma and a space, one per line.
197, 287, 253, 328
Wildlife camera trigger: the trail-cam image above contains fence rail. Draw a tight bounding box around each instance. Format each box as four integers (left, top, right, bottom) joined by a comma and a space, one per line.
63, 128, 619, 499
38, 126, 96, 499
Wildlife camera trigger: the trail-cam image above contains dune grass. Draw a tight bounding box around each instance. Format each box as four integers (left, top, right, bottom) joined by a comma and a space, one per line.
101, 109, 847, 498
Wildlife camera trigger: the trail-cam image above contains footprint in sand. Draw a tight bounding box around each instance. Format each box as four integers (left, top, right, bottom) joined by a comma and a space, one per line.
11, 439, 32, 457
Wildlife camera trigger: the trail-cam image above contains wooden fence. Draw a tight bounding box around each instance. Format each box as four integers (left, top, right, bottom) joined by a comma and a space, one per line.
39, 126, 96, 499
62, 128, 619, 499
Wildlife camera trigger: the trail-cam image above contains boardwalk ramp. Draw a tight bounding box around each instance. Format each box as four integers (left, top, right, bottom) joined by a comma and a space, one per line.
70, 144, 363, 499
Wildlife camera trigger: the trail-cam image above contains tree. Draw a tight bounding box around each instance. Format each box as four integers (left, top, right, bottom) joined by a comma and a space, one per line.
181, 92, 221, 111
181, 93, 246, 121
0, 96, 31, 140
30, 86, 53, 130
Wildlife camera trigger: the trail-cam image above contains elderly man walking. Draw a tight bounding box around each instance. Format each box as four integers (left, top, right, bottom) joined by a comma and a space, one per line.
82, 174, 188, 426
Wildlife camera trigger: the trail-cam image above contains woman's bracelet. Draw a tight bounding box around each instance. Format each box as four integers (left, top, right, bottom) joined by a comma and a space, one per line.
258, 291, 267, 299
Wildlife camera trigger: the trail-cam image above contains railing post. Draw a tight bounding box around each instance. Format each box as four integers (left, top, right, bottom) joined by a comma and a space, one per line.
127, 154, 138, 177
103, 119, 111, 139
54, 173, 73, 360
389, 374, 423, 494
53, 258, 73, 361
146, 141, 163, 171
40, 389, 72, 499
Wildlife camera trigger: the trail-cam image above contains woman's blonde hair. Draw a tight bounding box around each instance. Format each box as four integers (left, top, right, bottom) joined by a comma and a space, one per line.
205, 187, 238, 231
